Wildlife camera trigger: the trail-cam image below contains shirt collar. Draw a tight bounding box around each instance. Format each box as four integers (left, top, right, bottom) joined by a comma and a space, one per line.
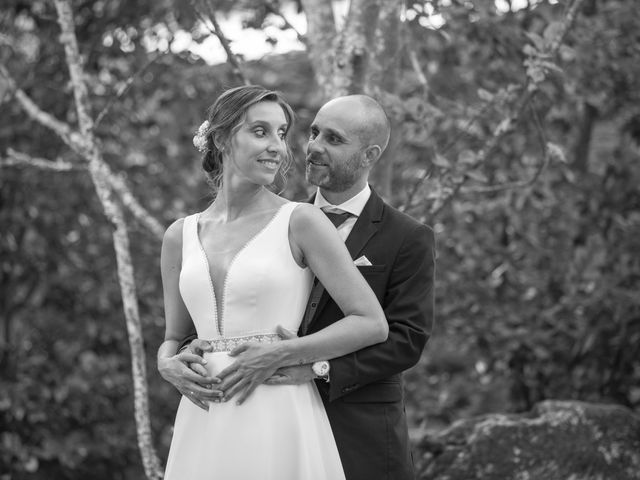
313, 184, 371, 217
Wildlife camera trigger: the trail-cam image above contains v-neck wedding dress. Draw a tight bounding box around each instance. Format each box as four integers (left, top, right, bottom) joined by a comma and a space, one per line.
163, 202, 346, 480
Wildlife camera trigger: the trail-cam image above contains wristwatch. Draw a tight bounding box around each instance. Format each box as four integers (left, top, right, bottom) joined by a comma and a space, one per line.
311, 361, 330, 382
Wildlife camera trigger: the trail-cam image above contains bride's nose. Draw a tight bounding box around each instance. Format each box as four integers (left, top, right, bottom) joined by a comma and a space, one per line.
266, 136, 284, 155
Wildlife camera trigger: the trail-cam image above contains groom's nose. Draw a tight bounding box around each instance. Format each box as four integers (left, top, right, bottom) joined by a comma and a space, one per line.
307, 137, 322, 155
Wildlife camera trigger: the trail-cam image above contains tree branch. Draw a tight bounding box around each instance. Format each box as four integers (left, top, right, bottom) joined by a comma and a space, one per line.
423, 0, 586, 217
408, 45, 428, 90
0, 147, 165, 239
109, 173, 165, 239
94, 51, 166, 129
462, 103, 551, 194
402, 102, 492, 212
264, 0, 305, 43
0, 65, 78, 149
1, 56, 164, 240
550, 0, 584, 52
54, 2, 94, 137
190, 0, 249, 85
1, 149, 84, 171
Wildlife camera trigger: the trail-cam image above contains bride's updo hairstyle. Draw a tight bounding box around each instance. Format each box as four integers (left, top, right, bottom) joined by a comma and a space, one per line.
197, 84, 295, 194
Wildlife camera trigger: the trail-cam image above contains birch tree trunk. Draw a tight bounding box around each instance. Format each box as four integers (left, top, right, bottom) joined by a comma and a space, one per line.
53, 1, 163, 478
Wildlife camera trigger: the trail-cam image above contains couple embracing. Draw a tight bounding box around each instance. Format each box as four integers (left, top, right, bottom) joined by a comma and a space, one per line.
157, 85, 435, 480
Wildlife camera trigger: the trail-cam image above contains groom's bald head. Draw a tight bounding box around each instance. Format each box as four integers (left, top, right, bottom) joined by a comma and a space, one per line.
320, 95, 391, 152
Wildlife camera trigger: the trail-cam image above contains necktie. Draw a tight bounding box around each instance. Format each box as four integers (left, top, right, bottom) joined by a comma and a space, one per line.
322, 208, 351, 228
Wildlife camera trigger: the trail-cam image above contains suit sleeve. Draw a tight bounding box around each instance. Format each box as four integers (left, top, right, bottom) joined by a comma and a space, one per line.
327, 223, 435, 401
177, 331, 198, 352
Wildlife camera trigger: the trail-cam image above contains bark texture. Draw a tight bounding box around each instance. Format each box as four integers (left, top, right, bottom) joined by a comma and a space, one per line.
368, 1, 403, 200
299, 0, 337, 101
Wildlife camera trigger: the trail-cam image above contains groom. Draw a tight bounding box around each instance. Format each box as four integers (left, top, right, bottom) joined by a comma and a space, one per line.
161, 95, 435, 480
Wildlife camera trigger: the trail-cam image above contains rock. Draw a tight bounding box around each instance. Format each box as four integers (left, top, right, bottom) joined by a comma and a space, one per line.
416, 400, 640, 480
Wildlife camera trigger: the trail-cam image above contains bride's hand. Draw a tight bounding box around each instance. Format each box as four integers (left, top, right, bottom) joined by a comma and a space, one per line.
158, 347, 222, 410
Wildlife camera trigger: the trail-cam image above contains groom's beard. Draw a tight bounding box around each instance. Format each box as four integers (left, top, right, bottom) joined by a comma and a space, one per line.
305, 152, 362, 192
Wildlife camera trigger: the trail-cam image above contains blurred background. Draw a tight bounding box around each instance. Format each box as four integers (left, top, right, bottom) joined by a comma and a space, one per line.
1, 0, 639, 478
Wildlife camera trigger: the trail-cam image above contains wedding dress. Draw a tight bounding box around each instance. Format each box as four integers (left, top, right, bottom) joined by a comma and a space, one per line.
164, 202, 345, 480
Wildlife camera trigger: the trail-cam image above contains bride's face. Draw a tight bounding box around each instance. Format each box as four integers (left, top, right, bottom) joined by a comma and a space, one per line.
224, 101, 288, 186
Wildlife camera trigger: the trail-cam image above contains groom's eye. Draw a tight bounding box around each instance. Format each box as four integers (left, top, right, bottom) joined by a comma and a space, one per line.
309, 127, 318, 139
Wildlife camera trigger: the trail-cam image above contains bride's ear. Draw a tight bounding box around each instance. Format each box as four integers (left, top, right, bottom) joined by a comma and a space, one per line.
212, 134, 227, 154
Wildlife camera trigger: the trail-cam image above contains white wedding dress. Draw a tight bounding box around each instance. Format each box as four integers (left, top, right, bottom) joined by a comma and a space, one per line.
164, 202, 346, 480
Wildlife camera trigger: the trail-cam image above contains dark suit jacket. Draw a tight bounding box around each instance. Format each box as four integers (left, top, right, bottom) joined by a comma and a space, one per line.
305, 188, 435, 480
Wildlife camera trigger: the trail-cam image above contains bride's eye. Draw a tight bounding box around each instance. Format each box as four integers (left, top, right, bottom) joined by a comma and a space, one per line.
254, 127, 266, 137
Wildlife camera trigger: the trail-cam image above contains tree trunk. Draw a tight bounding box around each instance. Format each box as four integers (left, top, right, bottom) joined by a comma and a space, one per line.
367, 1, 403, 201
53, 1, 163, 478
299, 0, 337, 102
330, 0, 382, 97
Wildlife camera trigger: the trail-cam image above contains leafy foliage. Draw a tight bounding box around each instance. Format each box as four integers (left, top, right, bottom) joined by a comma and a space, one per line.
399, 0, 640, 435
1, 0, 639, 477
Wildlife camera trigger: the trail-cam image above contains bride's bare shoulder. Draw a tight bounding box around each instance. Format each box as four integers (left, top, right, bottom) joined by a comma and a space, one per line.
290, 203, 324, 226
163, 217, 186, 248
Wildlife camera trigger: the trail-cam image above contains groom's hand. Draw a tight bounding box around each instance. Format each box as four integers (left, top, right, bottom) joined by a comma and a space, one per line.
263, 325, 313, 385
217, 326, 295, 405
216, 343, 282, 405
264, 365, 315, 385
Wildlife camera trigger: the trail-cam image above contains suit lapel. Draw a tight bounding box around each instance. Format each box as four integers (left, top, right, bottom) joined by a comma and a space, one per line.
344, 190, 384, 259
307, 189, 385, 328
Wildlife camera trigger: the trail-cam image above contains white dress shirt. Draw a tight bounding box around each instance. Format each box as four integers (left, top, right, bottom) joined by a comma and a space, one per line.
314, 185, 371, 241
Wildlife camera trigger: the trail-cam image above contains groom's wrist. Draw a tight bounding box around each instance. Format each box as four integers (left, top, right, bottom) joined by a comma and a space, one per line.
311, 361, 330, 382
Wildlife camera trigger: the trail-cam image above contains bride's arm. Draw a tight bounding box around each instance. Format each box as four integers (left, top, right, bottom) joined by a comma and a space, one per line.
157, 219, 220, 408
217, 204, 388, 403
279, 203, 388, 361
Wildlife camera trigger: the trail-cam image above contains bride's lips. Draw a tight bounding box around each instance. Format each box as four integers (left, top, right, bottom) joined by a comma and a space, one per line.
257, 158, 280, 170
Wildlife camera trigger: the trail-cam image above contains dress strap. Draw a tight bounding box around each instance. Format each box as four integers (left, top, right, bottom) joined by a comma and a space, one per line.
181, 214, 199, 264
269, 201, 301, 232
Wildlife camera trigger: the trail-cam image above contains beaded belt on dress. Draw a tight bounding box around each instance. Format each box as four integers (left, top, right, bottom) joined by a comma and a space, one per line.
206, 333, 282, 353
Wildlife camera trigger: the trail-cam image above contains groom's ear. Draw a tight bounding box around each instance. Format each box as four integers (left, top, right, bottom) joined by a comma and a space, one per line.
362, 145, 382, 168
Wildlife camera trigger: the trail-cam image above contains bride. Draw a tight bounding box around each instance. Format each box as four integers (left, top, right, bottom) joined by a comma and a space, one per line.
157, 85, 387, 479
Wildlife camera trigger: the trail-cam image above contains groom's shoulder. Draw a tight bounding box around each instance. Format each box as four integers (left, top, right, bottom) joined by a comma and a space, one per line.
380, 198, 433, 234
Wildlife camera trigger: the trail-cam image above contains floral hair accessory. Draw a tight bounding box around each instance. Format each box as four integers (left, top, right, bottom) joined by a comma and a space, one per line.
193, 120, 210, 153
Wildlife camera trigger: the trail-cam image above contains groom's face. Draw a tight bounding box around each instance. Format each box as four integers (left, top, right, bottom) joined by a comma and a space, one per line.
305, 99, 368, 192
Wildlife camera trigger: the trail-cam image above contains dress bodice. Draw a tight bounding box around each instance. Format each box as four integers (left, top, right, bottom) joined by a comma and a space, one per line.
178, 202, 313, 340
166, 202, 346, 480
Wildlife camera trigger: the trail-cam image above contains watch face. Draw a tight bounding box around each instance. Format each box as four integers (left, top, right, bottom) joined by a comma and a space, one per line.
313, 361, 329, 376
